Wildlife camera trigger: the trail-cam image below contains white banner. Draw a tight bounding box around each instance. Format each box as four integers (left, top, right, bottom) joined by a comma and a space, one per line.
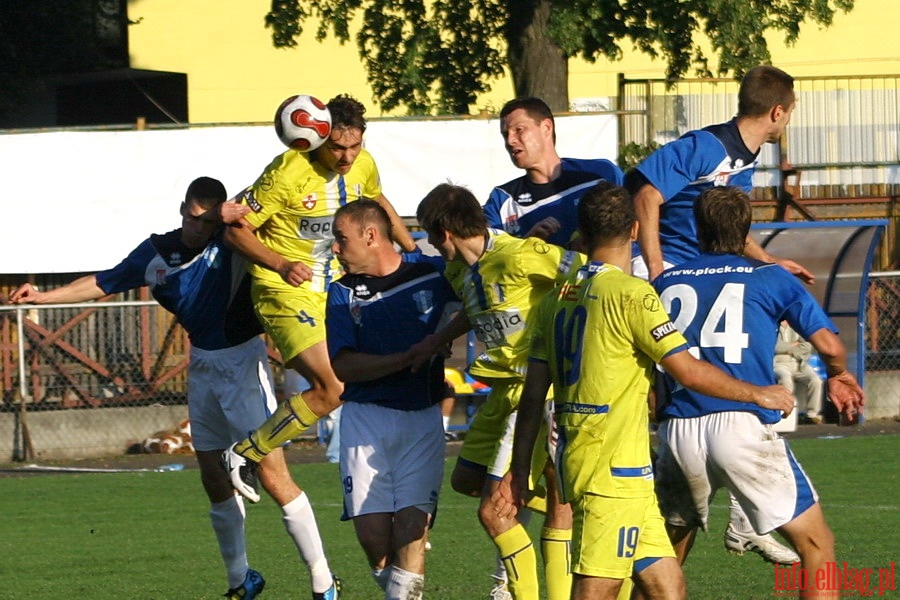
0, 114, 617, 273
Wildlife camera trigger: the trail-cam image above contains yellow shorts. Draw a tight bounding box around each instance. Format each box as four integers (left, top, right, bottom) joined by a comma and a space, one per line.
251, 280, 327, 363
571, 492, 675, 579
459, 378, 549, 492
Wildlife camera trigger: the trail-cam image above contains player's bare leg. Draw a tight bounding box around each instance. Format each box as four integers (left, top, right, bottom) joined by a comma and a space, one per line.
630, 557, 687, 600
777, 503, 837, 599
540, 461, 574, 600
479, 477, 540, 600
354, 508, 430, 597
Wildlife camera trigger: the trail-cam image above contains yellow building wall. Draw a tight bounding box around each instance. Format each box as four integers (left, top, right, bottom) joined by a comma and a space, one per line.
127, 0, 899, 123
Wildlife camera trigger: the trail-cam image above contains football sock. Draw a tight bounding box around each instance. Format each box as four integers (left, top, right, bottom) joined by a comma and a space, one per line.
210, 496, 248, 590
540, 526, 572, 600
281, 492, 333, 593
442, 415, 450, 432
385, 566, 424, 600
234, 392, 320, 462
494, 525, 539, 600
728, 494, 753, 532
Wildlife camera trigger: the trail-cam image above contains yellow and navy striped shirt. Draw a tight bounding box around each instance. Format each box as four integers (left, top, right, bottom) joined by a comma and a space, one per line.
445, 229, 582, 380
239, 148, 382, 293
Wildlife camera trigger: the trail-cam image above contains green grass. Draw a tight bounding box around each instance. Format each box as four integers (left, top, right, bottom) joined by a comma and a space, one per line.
1, 434, 896, 599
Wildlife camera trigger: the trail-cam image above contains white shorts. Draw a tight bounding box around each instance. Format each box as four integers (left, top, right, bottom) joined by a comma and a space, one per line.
655, 411, 818, 534
188, 336, 278, 452
340, 401, 445, 518
631, 256, 674, 282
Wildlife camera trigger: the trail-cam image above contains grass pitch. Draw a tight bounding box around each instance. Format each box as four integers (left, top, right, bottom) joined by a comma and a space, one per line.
1, 433, 896, 599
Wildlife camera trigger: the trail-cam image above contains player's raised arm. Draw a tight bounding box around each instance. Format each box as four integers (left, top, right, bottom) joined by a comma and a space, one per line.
374, 193, 417, 252
634, 183, 666, 282
805, 328, 865, 416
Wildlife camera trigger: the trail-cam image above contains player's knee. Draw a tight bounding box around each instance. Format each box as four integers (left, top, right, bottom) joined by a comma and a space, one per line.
450, 468, 481, 497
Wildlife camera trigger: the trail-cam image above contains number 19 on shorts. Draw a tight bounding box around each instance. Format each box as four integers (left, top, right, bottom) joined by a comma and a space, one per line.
617, 526, 639, 558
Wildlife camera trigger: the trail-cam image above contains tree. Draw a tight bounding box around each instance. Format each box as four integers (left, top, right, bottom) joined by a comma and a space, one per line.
264, 0, 854, 114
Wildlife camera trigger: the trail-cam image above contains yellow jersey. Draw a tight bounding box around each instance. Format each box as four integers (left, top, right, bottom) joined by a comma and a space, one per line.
238, 148, 382, 293
530, 262, 688, 499
445, 230, 582, 380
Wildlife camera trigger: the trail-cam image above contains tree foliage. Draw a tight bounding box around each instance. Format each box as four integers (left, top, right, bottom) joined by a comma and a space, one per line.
265, 0, 854, 114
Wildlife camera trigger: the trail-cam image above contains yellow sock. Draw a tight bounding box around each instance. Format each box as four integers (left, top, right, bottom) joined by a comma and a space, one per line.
233, 392, 320, 462
540, 527, 572, 600
494, 525, 539, 600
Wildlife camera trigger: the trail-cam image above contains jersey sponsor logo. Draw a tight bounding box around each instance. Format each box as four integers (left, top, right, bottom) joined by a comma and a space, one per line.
303, 194, 317, 210
650, 320, 677, 341
516, 192, 535, 206
258, 176, 274, 192
470, 310, 525, 348
242, 188, 263, 212
297, 215, 333, 239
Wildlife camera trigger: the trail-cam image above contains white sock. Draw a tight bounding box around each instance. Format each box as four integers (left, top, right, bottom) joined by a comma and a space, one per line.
728, 494, 753, 532
385, 566, 424, 600
210, 495, 248, 589
442, 415, 450, 432
282, 492, 333, 593
372, 566, 391, 591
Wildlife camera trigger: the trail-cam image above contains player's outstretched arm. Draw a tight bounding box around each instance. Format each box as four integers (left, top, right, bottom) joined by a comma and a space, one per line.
524, 216, 562, 241
634, 184, 666, 281
9, 276, 106, 305
744, 237, 815, 284
807, 328, 866, 416
661, 350, 795, 416
331, 348, 410, 383
408, 311, 471, 372
375, 194, 417, 252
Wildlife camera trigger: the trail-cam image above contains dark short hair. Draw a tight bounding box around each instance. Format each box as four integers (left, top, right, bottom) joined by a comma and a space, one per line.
328, 94, 367, 133
737, 66, 795, 118
334, 199, 393, 241
695, 187, 752, 254
185, 176, 227, 207
577, 182, 635, 248
500, 97, 556, 144
416, 183, 487, 239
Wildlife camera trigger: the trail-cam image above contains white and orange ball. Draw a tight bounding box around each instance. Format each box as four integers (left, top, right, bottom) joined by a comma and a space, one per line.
274, 94, 332, 151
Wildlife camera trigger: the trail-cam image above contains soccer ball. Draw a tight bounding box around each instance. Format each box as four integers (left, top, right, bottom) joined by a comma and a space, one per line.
274, 94, 332, 151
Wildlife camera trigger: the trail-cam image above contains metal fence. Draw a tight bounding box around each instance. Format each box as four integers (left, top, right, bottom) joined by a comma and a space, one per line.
2, 272, 898, 460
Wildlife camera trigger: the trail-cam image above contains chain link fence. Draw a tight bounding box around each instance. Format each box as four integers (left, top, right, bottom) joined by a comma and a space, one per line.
2, 272, 899, 460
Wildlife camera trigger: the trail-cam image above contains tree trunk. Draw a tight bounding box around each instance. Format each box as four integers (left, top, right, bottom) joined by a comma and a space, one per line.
505, 0, 569, 112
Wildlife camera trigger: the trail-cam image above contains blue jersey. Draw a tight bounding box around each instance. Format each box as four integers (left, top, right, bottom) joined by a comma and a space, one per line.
631, 120, 758, 265
326, 253, 459, 411
484, 158, 623, 248
652, 253, 836, 423
95, 229, 261, 351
